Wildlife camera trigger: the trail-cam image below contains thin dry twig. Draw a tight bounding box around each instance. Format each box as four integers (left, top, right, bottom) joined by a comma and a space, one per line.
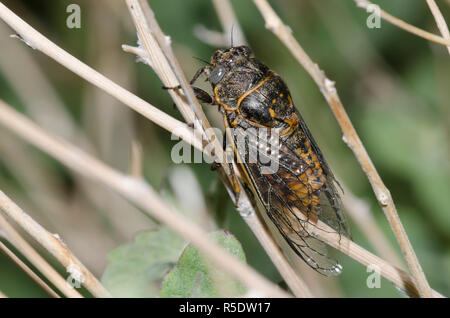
211, 0, 247, 46
0, 2, 201, 152
354, 0, 450, 47
426, 0, 450, 54
126, 0, 312, 297
0, 189, 110, 297
252, 0, 433, 297
194, 0, 247, 48
0, 213, 83, 298
0, 100, 289, 298
342, 191, 404, 269
0, 241, 60, 298
289, 206, 442, 298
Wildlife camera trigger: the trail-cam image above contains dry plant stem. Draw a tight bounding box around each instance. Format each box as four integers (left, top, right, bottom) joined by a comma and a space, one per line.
253, 0, 433, 297
129, 0, 229, 177
130, 140, 143, 177
127, 0, 312, 297
342, 192, 404, 269
212, 0, 247, 46
0, 214, 83, 298
0, 101, 289, 298
426, 0, 450, 54
0, 2, 202, 152
243, 211, 312, 297
0, 290, 6, 298
354, 0, 450, 47
0, 241, 60, 298
127, 0, 233, 189
292, 208, 443, 298
0, 190, 110, 298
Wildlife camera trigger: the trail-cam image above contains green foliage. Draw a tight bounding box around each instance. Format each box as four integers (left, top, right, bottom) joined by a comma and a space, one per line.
160, 230, 247, 297
101, 227, 185, 298
101, 228, 247, 298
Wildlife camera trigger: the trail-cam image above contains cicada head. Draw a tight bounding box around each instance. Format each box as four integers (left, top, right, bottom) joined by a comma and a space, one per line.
207, 46, 252, 86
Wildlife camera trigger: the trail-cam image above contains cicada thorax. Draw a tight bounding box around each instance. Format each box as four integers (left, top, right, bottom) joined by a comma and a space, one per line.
211, 58, 327, 222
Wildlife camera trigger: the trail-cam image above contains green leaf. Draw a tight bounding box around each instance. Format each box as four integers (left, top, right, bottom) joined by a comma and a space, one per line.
160, 230, 247, 297
101, 227, 186, 297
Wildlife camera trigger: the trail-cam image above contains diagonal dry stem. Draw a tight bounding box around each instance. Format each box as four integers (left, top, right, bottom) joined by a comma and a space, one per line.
354, 0, 450, 47
0, 213, 83, 298
0, 189, 109, 297
0, 240, 60, 298
252, 0, 433, 298
0, 2, 201, 152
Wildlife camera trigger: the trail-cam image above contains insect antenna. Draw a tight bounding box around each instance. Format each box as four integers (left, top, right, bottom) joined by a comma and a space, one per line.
193, 56, 211, 66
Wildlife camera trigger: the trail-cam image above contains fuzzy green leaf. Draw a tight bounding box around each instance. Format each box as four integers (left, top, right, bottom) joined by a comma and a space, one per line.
160, 230, 247, 297
101, 227, 185, 297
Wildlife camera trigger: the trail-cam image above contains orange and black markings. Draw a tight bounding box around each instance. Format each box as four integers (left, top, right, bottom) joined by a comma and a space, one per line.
186, 45, 350, 276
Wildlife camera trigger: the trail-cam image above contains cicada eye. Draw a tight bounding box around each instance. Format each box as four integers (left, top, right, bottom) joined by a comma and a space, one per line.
210, 66, 226, 85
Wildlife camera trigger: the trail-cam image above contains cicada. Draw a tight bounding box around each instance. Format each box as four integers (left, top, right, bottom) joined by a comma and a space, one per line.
181, 45, 350, 276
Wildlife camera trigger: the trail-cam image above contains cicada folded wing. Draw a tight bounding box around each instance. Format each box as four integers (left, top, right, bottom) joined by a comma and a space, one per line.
230, 123, 350, 276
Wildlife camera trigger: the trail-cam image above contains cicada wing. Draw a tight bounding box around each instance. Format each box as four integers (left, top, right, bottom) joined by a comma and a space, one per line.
231, 125, 348, 276
247, 161, 344, 276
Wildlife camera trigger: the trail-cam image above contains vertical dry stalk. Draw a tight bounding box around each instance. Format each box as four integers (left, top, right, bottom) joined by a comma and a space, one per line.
212, 0, 247, 46
342, 191, 404, 270
426, 0, 450, 54
0, 213, 83, 298
0, 190, 110, 297
252, 0, 432, 297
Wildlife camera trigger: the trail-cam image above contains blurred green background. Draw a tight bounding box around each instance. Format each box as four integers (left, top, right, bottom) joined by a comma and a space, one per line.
0, 0, 448, 297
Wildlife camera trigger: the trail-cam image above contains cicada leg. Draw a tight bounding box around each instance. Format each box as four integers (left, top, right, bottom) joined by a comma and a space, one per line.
162, 67, 214, 104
